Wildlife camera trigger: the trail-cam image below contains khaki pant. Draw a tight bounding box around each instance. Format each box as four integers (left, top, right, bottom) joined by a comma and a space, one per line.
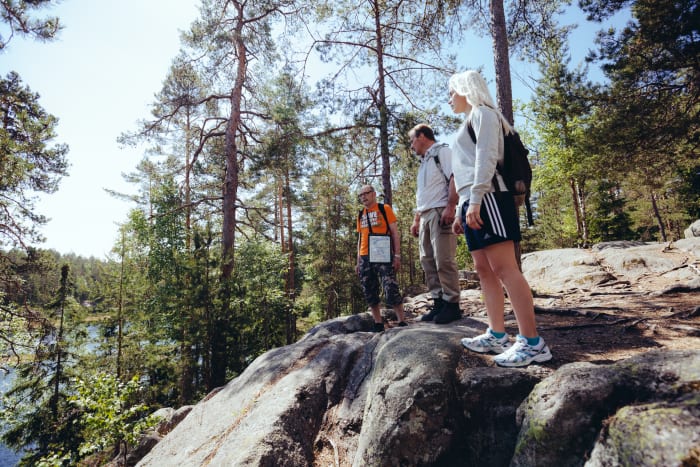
419, 207, 460, 303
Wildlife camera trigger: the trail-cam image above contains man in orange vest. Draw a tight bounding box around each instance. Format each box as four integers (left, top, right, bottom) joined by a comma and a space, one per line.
356, 185, 407, 332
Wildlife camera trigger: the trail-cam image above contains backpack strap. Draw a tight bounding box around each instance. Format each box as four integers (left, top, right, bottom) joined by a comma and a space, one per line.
377, 203, 389, 232
359, 203, 390, 235
428, 143, 450, 185
467, 121, 476, 144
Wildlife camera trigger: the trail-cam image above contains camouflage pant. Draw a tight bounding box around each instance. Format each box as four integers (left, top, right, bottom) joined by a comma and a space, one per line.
358, 256, 403, 307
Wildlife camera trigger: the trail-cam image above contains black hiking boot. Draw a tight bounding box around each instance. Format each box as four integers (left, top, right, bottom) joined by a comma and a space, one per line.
421, 297, 445, 322
434, 301, 461, 324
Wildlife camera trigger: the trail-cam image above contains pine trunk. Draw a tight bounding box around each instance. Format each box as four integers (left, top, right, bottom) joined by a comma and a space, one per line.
213, 11, 247, 389
490, 0, 519, 264
570, 178, 584, 245
576, 180, 589, 247
650, 191, 667, 242
373, 0, 392, 205
489, 0, 514, 125
285, 171, 296, 344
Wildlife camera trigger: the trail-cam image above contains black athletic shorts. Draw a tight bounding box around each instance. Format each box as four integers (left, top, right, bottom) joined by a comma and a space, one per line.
461, 192, 521, 251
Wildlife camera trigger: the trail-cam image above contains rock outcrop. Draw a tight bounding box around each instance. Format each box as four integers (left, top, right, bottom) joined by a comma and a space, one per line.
522, 238, 700, 293
136, 239, 700, 466
137, 317, 550, 466
685, 219, 700, 238
513, 350, 700, 467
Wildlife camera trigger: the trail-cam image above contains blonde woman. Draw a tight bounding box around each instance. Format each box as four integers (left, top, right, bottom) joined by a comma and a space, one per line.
448, 70, 551, 367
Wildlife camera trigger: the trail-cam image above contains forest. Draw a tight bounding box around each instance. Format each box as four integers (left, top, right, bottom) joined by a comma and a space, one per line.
1, 0, 698, 465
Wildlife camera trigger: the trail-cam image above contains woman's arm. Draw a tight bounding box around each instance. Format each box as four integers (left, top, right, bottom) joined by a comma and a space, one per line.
469, 107, 502, 205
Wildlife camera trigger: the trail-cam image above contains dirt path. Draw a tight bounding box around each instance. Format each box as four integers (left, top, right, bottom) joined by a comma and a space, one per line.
405, 274, 700, 369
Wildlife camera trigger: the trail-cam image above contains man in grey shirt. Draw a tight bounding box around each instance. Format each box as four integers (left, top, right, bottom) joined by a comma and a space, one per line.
409, 124, 462, 323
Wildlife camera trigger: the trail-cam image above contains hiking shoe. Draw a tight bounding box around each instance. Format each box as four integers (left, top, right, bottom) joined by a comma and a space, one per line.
421, 297, 445, 322
493, 335, 552, 367
372, 322, 385, 333
397, 321, 408, 327
434, 301, 461, 324
461, 329, 512, 354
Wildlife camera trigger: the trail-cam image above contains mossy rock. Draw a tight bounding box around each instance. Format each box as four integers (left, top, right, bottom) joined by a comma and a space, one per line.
587, 394, 700, 466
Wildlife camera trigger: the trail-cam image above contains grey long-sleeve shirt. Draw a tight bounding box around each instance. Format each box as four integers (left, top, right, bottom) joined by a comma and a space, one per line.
451, 105, 505, 207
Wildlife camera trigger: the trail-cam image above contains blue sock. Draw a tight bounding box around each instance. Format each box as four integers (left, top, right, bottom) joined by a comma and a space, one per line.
520, 335, 540, 346
489, 329, 506, 338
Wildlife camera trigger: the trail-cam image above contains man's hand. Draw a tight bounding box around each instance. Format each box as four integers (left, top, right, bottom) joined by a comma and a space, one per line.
410, 222, 420, 237
440, 204, 456, 227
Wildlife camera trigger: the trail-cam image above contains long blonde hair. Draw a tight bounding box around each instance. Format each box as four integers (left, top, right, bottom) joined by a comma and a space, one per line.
448, 70, 513, 134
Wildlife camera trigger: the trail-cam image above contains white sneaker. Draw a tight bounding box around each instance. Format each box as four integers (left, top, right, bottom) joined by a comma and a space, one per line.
461, 329, 512, 354
493, 335, 552, 367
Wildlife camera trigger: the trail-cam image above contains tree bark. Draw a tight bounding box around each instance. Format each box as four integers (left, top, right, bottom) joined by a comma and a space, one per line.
373, 0, 392, 205
570, 178, 583, 245
213, 5, 247, 389
181, 109, 194, 403
117, 232, 125, 381
51, 265, 69, 422
490, 0, 519, 265
489, 0, 514, 125
650, 191, 667, 242
284, 171, 296, 344
577, 180, 589, 247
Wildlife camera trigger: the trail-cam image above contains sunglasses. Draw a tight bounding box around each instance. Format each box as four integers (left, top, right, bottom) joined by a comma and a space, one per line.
359, 191, 374, 196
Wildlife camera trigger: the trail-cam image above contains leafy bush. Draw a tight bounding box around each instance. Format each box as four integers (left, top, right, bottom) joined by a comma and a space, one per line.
68, 372, 158, 458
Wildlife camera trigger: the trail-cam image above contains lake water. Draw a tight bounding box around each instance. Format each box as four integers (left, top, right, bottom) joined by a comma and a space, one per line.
0, 444, 21, 467
0, 325, 106, 466
0, 371, 21, 467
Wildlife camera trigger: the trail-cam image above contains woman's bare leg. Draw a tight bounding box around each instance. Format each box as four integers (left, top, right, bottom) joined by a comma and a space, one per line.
471, 249, 506, 333
483, 241, 537, 337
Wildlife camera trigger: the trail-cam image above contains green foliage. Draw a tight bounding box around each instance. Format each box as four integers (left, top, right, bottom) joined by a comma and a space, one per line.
524, 181, 581, 249
68, 372, 157, 457
525, 33, 599, 247
295, 142, 362, 322
0, 0, 61, 49
1, 268, 86, 466
584, 0, 699, 240
34, 452, 72, 467
677, 164, 700, 220
1, 248, 58, 305
232, 240, 292, 358
4, 0, 700, 460
588, 180, 635, 242
0, 72, 68, 249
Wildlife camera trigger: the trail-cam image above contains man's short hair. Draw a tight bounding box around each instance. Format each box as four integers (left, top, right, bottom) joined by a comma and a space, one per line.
409, 123, 436, 142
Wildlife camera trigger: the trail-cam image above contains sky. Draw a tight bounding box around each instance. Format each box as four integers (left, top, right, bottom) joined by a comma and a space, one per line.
2, 1, 624, 259
2, 0, 199, 258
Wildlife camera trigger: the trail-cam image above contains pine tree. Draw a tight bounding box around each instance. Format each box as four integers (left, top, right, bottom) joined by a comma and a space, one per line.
584, 0, 699, 240
529, 34, 599, 247
1, 266, 85, 465
309, 0, 456, 204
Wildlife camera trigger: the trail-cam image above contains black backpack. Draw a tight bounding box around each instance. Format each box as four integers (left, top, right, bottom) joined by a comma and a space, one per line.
467, 122, 534, 226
